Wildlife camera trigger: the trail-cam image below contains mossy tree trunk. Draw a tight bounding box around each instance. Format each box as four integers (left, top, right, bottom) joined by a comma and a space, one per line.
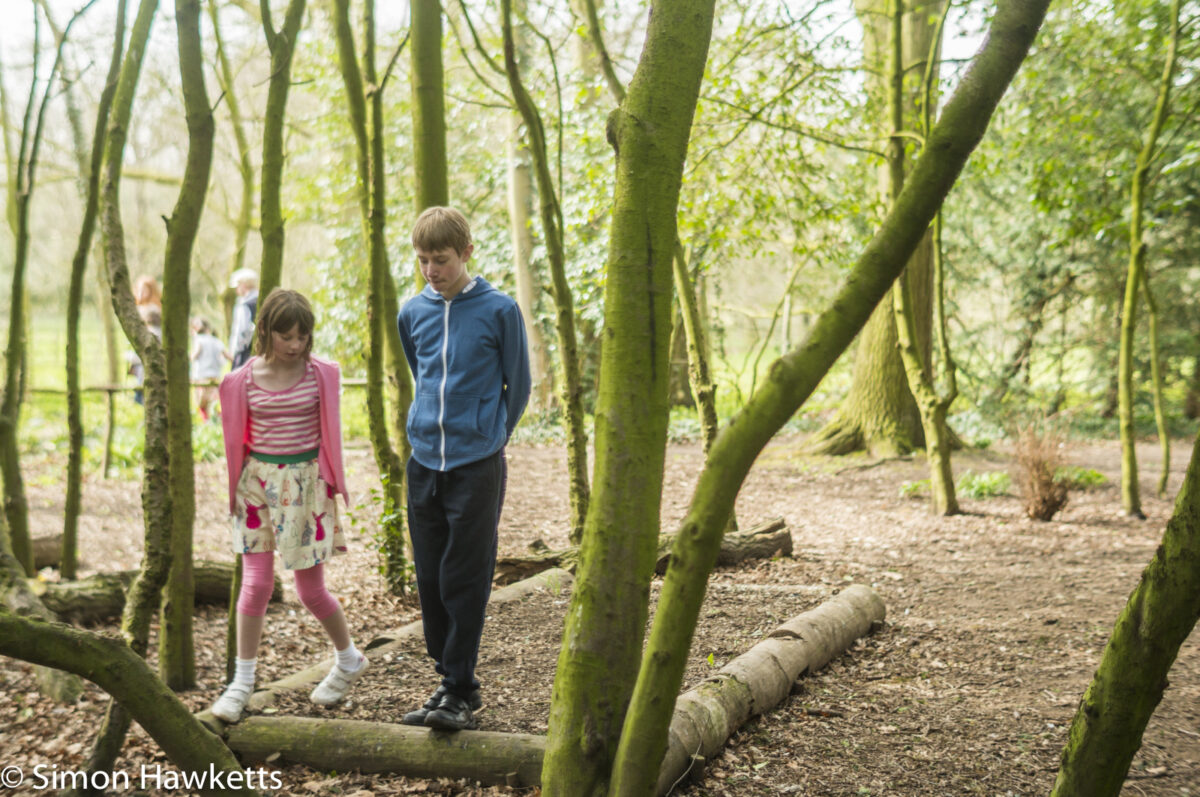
82, 0, 175, 782
159, 0, 215, 692
501, 0, 590, 545
609, 3, 1049, 791
332, 0, 411, 593
258, 0, 306, 298
0, 612, 256, 796
410, 0, 448, 213
539, 0, 716, 792
1053, 432, 1200, 795
1118, 0, 1179, 519
806, 0, 946, 458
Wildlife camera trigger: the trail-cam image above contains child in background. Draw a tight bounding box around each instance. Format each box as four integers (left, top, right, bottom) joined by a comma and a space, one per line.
209, 288, 368, 723
189, 318, 226, 421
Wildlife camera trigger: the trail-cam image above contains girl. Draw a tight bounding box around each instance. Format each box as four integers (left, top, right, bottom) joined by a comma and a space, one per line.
209, 289, 368, 723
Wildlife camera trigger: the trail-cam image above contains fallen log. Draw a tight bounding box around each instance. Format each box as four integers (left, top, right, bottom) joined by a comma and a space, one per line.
30, 561, 282, 624
32, 534, 65, 569
218, 581, 881, 792
655, 583, 885, 794
493, 518, 792, 585
226, 717, 544, 787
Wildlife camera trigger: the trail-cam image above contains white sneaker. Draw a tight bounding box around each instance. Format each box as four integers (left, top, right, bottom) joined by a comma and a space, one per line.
310, 655, 369, 706
210, 682, 253, 723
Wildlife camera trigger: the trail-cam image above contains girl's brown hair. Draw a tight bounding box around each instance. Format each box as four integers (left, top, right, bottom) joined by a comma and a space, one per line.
254, 288, 315, 361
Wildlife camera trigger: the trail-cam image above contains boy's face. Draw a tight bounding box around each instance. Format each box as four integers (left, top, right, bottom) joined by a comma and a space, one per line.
416, 244, 474, 299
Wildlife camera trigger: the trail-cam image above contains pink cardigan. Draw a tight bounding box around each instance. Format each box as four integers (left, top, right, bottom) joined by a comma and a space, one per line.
219, 355, 350, 514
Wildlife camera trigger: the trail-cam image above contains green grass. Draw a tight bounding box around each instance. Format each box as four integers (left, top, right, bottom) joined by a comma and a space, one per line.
956, 470, 1011, 498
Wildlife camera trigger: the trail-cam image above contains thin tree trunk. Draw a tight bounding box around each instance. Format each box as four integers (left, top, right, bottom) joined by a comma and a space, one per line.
539, 0, 716, 791
610, 3, 1049, 791
890, 0, 958, 515
1141, 270, 1169, 498
332, 0, 410, 593
209, 0, 256, 279
1052, 430, 1200, 796
82, 0, 172, 781
41, 0, 117, 581
807, 0, 946, 458
258, 0, 306, 298
1118, 0, 1178, 519
506, 93, 553, 410
159, 0, 215, 691
501, 0, 590, 545
411, 0, 448, 211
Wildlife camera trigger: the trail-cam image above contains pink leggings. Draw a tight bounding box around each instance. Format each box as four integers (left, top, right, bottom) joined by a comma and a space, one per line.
237, 551, 340, 620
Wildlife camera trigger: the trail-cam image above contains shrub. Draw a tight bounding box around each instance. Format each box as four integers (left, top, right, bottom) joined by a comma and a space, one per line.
899, 478, 931, 499
956, 469, 1011, 498
1055, 465, 1107, 490
1012, 423, 1069, 521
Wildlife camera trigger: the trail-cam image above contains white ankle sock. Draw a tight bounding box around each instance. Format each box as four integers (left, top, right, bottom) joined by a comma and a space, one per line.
335, 643, 363, 672
234, 657, 256, 688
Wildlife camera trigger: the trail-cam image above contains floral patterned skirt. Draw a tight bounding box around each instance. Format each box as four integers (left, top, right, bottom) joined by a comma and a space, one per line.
232, 455, 347, 570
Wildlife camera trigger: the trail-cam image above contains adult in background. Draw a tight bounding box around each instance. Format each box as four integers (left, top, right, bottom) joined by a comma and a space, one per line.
229, 268, 259, 370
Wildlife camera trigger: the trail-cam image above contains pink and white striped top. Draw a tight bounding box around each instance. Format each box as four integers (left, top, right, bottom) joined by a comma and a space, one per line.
247, 363, 321, 454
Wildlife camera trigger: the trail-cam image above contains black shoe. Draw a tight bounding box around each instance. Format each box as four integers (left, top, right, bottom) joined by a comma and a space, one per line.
402, 686, 482, 726
424, 692, 478, 731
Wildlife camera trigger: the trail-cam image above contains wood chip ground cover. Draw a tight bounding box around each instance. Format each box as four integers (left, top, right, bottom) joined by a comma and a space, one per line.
2, 435, 1199, 795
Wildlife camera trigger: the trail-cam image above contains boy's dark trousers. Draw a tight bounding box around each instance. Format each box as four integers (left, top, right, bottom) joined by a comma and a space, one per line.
406, 449, 506, 699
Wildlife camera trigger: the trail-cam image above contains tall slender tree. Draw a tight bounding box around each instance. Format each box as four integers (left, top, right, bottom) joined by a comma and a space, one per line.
411, 0, 448, 213
158, 0, 216, 691
258, 0, 307, 297
501, 0, 590, 544
1117, 0, 1180, 518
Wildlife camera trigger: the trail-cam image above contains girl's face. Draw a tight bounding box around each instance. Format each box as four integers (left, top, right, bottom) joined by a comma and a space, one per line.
269, 323, 310, 364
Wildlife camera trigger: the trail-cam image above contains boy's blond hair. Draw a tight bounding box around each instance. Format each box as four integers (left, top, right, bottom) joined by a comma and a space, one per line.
412, 206, 472, 254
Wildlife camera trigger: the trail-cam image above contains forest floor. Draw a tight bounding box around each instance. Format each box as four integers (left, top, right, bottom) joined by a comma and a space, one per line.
3, 432, 1200, 796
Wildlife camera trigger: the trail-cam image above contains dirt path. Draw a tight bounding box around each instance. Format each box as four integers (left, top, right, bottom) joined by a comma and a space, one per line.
2, 435, 1197, 795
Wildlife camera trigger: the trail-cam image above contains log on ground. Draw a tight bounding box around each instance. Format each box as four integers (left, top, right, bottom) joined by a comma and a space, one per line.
655, 583, 885, 794
32, 534, 66, 569
31, 561, 282, 624
494, 518, 792, 585
225, 717, 544, 787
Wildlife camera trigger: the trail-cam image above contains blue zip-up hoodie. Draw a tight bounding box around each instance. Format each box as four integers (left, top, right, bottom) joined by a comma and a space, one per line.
397, 276, 531, 472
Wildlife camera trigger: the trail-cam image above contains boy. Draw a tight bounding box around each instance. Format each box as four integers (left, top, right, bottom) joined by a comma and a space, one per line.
228, 268, 259, 369
396, 206, 531, 731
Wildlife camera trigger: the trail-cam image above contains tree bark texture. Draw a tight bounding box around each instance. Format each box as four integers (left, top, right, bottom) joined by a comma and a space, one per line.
32, 560, 281, 624
807, 0, 947, 458
0, 613, 256, 796
502, 0, 590, 545
610, 3, 1050, 793
258, 0, 306, 298
227, 717, 545, 786
655, 585, 885, 794
1052, 427, 1200, 796
540, 0, 716, 793
158, 0, 215, 691
410, 0, 448, 210
1118, 0, 1179, 519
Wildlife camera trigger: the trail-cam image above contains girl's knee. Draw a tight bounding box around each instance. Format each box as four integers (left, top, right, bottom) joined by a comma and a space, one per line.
293, 563, 340, 620
237, 552, 276, 616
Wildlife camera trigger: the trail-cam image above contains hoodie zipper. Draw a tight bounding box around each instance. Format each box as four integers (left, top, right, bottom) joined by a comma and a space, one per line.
437, 297, 451, 470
